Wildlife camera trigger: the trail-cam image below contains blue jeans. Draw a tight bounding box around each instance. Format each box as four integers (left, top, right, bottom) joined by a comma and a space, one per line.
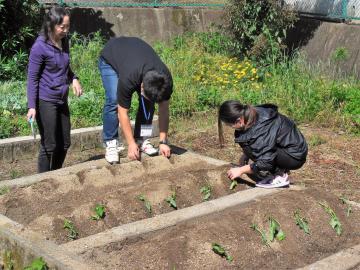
98, 57, 119, 142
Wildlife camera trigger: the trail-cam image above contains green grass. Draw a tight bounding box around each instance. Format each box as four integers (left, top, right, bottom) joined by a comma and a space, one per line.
0, 32, 359, 139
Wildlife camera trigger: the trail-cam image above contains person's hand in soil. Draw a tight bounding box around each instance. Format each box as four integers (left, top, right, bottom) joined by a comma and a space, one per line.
159, 144, 171, 158
128, 142, 140, 160
227, 164, 252, 180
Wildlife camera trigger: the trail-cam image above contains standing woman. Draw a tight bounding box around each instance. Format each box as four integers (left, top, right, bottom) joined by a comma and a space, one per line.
218, 100, 308, 188
26, 6, 82, 173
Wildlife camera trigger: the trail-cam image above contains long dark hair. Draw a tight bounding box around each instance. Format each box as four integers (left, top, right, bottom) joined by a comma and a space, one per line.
218, 100, 257, 146
41, 6, 70, 41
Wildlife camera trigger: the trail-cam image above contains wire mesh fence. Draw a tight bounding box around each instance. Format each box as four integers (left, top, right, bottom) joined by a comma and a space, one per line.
37, 0, 360, 20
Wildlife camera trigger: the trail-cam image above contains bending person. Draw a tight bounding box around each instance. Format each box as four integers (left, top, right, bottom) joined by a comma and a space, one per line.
26, 6, 83, 173
99, 37, 173, 163
218, 100, 308, 188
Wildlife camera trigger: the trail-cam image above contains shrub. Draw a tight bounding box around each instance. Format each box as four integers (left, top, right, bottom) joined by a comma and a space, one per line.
0, 0, 43, 80
224, 0, 297, 63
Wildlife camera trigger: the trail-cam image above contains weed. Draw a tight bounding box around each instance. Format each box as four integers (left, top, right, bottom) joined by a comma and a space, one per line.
137, 194, 152, 214
211, 243, 233, 262
331, 47, 349, 62
308, 134, 327, 147
24, 257, 48, 270
63, 219, 79, 240
9, 169, 22, 179
294, 209, 310, 234
91, 204, 106, 220
165, 191, 177, 209
0, 186, 10, 195
318, 201, 343, 235
3, 250, 14, 270
250, 223, 269, 245
339, 195, 352, 217
229, 180, 238, 190
200, 185, 211, 201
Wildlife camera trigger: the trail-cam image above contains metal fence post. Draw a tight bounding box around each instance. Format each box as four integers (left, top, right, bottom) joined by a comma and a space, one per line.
342, 0, 348, 20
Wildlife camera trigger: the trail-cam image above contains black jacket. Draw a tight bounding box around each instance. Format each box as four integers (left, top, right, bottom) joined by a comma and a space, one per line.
234, 104, 308, 172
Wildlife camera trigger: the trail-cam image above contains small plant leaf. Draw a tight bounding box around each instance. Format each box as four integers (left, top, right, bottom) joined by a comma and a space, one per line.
200, 185, 211, 201
137, 194, 152, 214
318, 201, 343, 236
211, 243, 233, 262
294, 209, 310, 235
24, 257, 48, 270
63, 219, 79, 240
229, 180, 238, 190
250, 223, 269, 245
91, 204, 106, 220
269, 217, 286, 242
165, 192, 177, 209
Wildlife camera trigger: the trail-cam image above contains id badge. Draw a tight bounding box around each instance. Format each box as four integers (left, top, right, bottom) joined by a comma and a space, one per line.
140, 124, 153, 137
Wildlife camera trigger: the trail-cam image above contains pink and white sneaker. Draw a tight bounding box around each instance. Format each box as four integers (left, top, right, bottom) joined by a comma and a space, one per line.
255, 173, 289, 189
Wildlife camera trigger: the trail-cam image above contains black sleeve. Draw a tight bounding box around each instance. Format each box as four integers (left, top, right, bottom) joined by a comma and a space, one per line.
250, 133, 278, 172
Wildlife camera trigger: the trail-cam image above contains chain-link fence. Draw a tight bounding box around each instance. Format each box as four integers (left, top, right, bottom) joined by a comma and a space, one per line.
37, 0, 360, 20
285, 0, 360, 20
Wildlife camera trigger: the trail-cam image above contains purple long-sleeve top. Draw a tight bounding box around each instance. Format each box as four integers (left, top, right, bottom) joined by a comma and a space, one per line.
27, 35, 77, 109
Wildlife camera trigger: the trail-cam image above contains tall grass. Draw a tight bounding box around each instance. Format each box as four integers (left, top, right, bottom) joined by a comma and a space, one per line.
0, 32, 359, 139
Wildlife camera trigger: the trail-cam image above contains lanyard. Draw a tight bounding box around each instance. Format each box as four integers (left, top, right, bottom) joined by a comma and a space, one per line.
141, 95, 151, 121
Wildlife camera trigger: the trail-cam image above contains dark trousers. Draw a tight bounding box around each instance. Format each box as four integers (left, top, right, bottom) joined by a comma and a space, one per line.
134, 95, 155, 140
245, 148, 305, 182
36, 99, 71, 173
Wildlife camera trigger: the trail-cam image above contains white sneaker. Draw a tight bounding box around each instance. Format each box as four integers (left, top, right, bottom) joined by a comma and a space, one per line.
255, 173, 289, 189
105, 139, 119, 164
140, 139, 158, 156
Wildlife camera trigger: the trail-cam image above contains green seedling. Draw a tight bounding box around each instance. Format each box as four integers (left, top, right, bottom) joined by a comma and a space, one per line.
229, 180, 238, 190
200, 185, 211, 201
24, 257, 48, 270
294, 209, 310, 234
3, 250, 14, 270
0, 186, 10, 195
339, 195, 352, 217
165, 191, 177, 209
318, 201, 343, 235
91, 204, 106, 220
63, 219, 79, 240
250, 223, 269, 245
137, 194, 152, 214
269, 217, 286, 241
211, 243, 233, 262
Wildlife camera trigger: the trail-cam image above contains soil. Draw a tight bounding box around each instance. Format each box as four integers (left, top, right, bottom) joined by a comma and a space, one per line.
0, 113, 359, 269
0, 155, 245, 244
82, 188, 360, 270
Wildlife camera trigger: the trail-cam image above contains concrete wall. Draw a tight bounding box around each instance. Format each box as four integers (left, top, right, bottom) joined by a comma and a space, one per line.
286, 18, 360, 78
70, 7, 224, 45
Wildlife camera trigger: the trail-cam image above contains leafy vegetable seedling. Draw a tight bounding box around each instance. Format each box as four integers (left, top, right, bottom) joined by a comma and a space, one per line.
0, 186, 10, 195
339, 195, 352, 217
165, 191, 177, 209
268, 217, 286, 241
137, 194, 152, 214
4, 250, 14, 270
63, 219, 79, 240
91, 204, 106, 220
294, 209, 310, 234
229, 180, 238, 190
24, 257, 48, 270
318, 201, 343, 235
211, 243, 233, 262
250, 223, 269, 245
200, 185, 211, 201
